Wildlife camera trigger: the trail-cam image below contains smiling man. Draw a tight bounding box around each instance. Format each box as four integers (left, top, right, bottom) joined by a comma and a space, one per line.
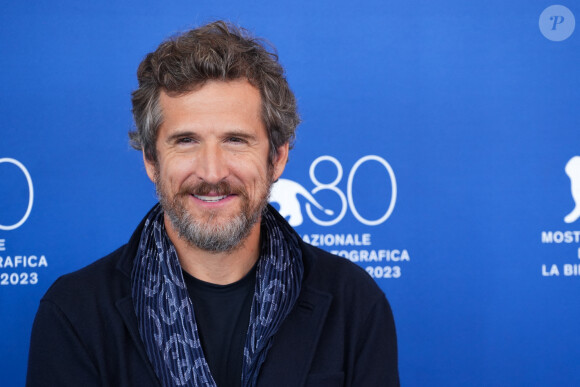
27, 21, 399, 387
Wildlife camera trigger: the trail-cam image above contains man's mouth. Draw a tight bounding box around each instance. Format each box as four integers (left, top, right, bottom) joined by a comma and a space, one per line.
193, 194, 229, 203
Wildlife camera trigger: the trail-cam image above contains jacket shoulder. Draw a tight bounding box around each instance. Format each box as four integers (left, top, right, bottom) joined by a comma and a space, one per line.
41, 244, 130, 310
300, 241, 387, 306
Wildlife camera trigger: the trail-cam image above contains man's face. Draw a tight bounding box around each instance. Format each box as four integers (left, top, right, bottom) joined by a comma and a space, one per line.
144, 79, 288, 252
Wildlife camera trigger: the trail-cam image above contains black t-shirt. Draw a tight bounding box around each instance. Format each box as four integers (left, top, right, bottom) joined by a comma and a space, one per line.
182, 266, 256, 387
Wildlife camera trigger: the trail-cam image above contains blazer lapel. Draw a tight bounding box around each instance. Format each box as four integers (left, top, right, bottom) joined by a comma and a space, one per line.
257, 286, 332, 386
115, 295, 162, 386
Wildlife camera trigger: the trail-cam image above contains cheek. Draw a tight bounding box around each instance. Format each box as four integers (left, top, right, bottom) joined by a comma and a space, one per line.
159, 159, 192, 188
232, 158, 270, 185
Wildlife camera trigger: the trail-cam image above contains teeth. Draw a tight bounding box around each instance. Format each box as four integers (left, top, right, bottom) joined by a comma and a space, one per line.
194, 195, 228, 203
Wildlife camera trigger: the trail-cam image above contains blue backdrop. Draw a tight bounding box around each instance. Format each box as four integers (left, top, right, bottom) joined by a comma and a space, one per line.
1, 1, 579, 385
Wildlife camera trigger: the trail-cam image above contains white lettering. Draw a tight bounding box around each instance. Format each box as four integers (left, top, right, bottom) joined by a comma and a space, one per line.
359, 250, 368, 261
311, 234, 319, 245
564, 264, 580, 276
2, 256, 13, 268
302, 233, 372, 247
0, 239, 5, 251
323, 234, 334, 246
542, 264, 559, 276
362, 234, 371, 245
345, 234, 355, 246
541, 231, 580, 243
331, 249, 410, 263
333, 234, 344, 246
542, 231, 553, 243
0, 255, 47, 268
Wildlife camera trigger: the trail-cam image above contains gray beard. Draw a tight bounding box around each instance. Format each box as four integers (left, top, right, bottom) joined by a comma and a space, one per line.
155, 174, 273, 253
161, 193, 263, 253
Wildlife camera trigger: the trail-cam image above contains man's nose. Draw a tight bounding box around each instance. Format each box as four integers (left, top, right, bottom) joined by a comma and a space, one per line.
197, 144, 229, 183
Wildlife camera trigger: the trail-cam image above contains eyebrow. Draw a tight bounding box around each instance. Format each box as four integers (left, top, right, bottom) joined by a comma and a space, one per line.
165, 130, 258, 143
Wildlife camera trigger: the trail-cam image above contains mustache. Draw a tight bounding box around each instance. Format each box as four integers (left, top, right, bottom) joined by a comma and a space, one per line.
180, 180, 248, 198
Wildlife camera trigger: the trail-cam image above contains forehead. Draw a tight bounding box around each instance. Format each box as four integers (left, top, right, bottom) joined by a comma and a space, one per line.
158, 79, 264, 133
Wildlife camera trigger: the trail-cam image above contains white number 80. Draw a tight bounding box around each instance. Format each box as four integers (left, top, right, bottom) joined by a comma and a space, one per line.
305, 155, 397, 226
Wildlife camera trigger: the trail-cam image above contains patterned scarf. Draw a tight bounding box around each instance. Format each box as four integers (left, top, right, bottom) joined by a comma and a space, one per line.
131, 204, 304, 387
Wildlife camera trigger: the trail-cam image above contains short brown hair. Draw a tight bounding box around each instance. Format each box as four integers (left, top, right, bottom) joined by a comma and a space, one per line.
129, 21, 300, 164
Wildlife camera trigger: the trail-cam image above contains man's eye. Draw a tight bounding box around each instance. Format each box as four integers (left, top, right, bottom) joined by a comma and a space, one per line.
227, 137, 246, 144
177, 137, 195, 144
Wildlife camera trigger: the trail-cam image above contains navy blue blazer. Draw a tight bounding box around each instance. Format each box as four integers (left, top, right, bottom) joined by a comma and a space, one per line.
27, 208, 399, 386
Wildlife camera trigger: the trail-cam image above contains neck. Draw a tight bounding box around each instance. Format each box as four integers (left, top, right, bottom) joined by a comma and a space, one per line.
164, 214, 261, 285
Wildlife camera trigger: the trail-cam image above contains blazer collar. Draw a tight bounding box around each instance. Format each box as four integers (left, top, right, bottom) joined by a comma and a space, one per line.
256, 285, 332, 386
115, 205, 156, 278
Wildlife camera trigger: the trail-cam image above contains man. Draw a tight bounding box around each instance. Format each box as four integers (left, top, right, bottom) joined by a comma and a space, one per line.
27, 21, 399, 386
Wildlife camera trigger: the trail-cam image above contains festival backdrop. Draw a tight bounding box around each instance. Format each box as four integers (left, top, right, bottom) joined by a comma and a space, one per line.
1, 1, 579, 385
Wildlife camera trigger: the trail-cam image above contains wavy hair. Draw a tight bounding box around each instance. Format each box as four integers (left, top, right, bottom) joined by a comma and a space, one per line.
129, 21, 300, 164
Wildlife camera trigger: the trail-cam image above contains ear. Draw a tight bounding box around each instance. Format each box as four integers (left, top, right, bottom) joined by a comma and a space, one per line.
272, 143, 289, 181
143, 151, 157, 183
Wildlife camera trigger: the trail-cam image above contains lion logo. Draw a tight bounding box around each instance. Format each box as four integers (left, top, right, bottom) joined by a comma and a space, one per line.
564, 156, 580, 223
269, 178, 333, 226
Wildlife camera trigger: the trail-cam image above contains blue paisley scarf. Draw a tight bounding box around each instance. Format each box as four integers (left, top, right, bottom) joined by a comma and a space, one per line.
131, 204, 304, 386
